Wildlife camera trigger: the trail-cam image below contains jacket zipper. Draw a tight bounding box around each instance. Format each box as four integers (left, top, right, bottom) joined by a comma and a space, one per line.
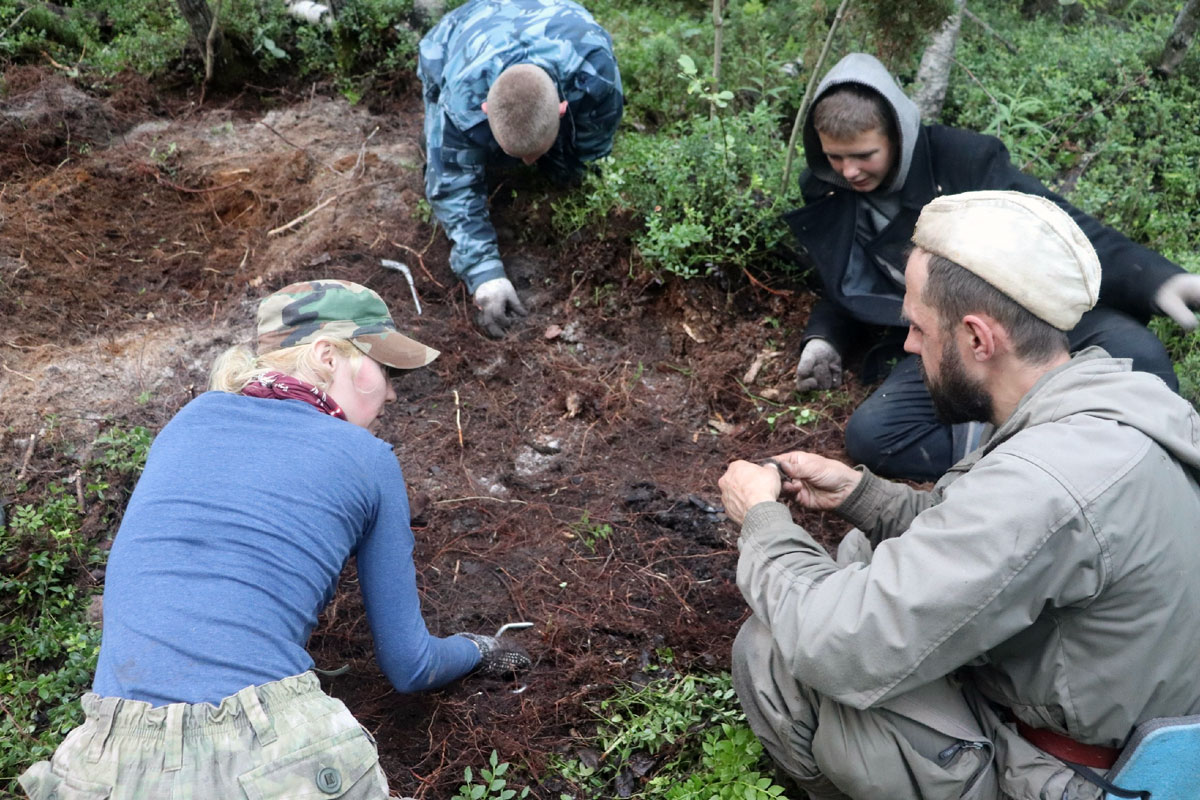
937, 740, 987, 766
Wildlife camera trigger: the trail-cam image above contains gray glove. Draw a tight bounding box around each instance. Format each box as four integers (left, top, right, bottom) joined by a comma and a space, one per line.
795, 339, 842, 392
1154, 273, 1200, 330
473, 277, 528, 338
460, 633, 531, 678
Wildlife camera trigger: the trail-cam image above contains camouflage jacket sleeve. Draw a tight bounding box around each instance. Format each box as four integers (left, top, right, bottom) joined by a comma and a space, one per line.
419, 35, 507, 295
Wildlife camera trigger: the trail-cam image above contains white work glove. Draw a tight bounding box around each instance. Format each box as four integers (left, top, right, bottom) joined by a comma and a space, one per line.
795, 339, 842, 392
1154, 273, 1200, 330
473, 277, 527, 338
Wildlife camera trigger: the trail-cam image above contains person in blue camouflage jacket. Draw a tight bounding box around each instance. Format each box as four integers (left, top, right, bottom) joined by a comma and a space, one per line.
418, 0, 622, 337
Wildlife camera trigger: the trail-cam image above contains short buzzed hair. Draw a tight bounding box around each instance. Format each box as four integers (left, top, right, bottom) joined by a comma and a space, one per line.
486, 64, 560, 158
922, 252, 1069, 364
812, 84, 895, 142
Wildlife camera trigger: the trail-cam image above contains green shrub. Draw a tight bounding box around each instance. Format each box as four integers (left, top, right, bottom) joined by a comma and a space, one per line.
553, 101, 803, 280
456, 750, 531, 800
1, 425, 153, 793
0, 0, 420, 86
944, 1, 1200, 404
588, 0, 811, 127
0, 485, 101, 788
550, 669, 786, 799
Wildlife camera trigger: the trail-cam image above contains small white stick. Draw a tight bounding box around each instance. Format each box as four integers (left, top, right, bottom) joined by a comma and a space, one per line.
380, 259, 422, 315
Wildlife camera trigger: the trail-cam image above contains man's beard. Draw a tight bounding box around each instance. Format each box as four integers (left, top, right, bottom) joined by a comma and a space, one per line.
921, 340, 994, 425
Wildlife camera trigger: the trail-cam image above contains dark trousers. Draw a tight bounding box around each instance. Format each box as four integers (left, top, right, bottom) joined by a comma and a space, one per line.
844, 307, 1179, 481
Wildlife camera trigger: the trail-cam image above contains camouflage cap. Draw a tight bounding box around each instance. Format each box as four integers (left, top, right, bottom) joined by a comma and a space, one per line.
256, 279, 439, 369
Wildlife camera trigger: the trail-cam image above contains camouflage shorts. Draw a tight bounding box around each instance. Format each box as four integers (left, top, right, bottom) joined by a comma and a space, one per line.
19, 672, 389, 800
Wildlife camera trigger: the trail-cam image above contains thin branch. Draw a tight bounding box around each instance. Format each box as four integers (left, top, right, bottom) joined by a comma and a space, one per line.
780, 0, 853, 196
267, 177, 399, 236
963, 7, 1018, 54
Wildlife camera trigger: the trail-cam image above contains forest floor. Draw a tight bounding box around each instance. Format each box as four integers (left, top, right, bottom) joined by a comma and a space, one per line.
0, 66, 868, 797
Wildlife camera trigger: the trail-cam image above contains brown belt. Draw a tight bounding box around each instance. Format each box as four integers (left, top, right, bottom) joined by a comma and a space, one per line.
1014, 718, 1121, 769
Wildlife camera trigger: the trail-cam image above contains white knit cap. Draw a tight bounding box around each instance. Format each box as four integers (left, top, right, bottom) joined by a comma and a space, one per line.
912, 190, 1101, 330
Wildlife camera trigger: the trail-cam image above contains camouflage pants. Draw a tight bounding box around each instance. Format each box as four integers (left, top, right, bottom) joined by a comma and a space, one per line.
19, 671, 389, 800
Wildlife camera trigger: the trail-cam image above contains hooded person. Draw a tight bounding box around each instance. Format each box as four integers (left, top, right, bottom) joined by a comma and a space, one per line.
784, 52, 1200, 482
19, 279, 531, 800
719, 190, 1200, 800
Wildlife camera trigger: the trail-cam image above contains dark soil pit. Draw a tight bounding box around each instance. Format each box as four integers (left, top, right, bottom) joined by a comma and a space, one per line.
0, 67, 868, 798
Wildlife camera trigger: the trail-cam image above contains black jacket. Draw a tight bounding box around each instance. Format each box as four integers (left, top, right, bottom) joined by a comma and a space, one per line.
785, 125, 1182, 356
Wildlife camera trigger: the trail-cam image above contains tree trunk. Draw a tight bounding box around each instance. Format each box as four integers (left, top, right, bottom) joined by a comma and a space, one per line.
912, 0, 965, 122
174, 0, 250, 89
1158, 0, 1200, 77
176, 0, 221, 56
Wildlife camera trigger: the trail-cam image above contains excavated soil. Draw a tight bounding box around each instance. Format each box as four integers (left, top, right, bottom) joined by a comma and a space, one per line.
0, 67, 869, 798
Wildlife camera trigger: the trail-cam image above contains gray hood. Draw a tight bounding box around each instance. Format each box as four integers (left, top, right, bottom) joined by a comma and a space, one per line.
802, 53, 920, 196
987, 347, 1200, 473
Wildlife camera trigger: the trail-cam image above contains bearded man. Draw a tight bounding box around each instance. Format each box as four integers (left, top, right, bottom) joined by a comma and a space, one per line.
719, 190, 1200, 800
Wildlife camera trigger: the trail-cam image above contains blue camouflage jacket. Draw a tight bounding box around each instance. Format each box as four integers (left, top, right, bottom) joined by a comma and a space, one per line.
418, 0, 623, 292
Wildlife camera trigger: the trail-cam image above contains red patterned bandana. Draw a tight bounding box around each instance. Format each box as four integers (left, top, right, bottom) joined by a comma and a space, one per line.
240, 372, 347, 420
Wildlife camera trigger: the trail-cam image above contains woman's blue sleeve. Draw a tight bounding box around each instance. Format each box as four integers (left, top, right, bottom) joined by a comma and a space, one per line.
355, 449, 480, 692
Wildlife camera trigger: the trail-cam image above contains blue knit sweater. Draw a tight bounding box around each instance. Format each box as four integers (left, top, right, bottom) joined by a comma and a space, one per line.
93, 391, 479, 706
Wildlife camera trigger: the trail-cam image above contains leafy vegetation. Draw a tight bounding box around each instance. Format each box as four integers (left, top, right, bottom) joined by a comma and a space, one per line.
554, 99, 804, 282
1, 425, 151, 792
550, 665, 787, 799
456, 750, 531, 800
942, 1, 1200, 399
0, 0, 419, 85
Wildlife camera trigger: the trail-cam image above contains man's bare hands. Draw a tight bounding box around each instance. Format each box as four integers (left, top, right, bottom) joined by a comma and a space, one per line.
718, 461, 783, 525
774, 452, 862, 510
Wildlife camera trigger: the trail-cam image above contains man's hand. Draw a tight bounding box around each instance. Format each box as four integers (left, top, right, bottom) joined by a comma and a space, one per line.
474, 277, 528, 338
1154, 273, 1200, 331
795, 339, 842, 392
774, 451, 862, 511
460, 633, 531, 678
718, 460, 783, 525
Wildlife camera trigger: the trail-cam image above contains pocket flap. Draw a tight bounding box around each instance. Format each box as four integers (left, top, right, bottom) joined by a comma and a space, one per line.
238, 728, 380, 800
18, 761, 112, 800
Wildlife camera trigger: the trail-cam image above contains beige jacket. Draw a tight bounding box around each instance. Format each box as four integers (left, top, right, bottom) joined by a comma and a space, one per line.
738, 349, 1200, 747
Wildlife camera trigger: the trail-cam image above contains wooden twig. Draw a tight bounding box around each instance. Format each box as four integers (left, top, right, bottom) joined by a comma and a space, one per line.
2, 362, 37, 383
433, 496, 530, 505
73, 469, 85, 511
268, 177, 399, 236
742, 266, 793, 297
389, 240, 446, 289
711, 0, 724, 120
964, 7, 1018, 54
453, 389, 464, 447
269, 195, 338, 236
139, 163, 249, 194
16, 425, 44, 484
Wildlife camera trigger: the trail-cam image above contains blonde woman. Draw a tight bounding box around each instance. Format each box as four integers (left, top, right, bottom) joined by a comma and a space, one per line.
20, 279, 529, 800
